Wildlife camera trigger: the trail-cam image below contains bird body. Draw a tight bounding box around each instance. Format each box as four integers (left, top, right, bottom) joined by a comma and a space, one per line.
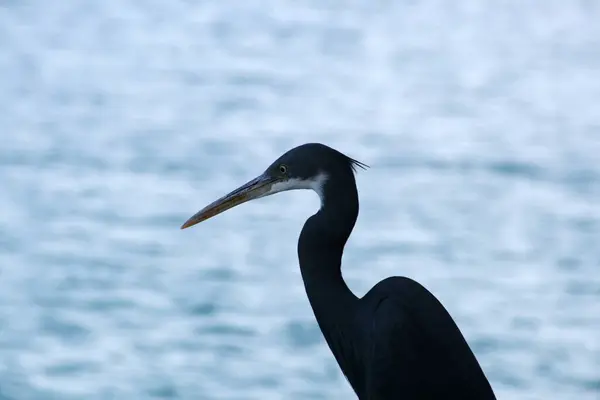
182, 143, 496, 399
313, 276, 496, 399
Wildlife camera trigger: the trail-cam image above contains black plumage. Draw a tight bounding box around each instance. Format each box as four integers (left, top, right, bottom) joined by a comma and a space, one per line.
182, 143, 496, 399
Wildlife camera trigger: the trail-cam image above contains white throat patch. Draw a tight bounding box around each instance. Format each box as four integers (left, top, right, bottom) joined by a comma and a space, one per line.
265, 172, 329, 207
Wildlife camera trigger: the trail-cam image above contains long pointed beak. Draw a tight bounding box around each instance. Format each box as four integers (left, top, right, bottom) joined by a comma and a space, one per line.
180, 173, 279, 229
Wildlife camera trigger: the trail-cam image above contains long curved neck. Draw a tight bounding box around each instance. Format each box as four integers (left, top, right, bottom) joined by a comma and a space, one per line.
297, 174, 360, 322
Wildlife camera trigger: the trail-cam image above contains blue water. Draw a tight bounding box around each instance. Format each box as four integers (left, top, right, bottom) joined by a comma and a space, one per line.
1, 1, 599, 399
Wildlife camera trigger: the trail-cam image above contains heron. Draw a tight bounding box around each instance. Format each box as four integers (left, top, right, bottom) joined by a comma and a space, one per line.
181, 143, 496, 399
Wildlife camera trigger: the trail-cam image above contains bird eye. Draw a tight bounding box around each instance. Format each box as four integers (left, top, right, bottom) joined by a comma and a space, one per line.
279, 164, 288, 174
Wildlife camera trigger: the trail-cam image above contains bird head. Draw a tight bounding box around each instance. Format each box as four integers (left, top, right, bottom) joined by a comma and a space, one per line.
180, 143, 367, 229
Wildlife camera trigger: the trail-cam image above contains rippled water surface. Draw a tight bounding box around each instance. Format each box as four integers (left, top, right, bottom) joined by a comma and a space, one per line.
1, 1, 599, 399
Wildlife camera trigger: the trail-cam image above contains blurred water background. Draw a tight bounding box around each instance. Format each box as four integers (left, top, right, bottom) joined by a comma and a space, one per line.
1, 1, 599, 399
